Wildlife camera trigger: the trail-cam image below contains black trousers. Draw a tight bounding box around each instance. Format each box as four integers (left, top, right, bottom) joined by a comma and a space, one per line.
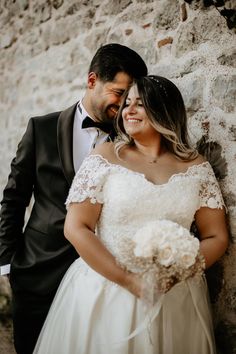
11, 291, 55, 354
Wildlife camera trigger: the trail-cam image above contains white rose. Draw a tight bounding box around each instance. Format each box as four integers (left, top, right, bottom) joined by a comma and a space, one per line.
133, 225, 158, 257
157, 244, 177, 266
180, 238, 199, 255
177, 253, 196, 268
134, 242, 154, 258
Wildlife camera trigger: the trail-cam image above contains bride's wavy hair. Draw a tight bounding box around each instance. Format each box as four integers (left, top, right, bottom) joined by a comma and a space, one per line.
115, 75, 198, 160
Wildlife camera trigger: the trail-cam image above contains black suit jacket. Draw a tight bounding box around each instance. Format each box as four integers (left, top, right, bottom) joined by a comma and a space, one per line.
0, 103, 79, 296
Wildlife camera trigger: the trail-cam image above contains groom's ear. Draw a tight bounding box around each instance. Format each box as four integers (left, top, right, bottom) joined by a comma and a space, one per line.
87, 72, 98, 89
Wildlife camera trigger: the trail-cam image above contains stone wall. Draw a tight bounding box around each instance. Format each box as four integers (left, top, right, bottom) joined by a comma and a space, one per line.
0, 0, 235, 352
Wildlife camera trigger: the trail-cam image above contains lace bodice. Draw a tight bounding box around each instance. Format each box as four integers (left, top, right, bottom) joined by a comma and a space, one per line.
65, 154, 225, 259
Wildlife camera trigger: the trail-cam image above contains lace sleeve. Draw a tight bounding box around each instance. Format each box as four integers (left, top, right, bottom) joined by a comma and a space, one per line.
198, 162, 226, 210
65, 154, 110, 208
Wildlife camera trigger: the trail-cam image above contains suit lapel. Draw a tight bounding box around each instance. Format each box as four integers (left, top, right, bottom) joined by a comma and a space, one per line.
57, 102, 78, 186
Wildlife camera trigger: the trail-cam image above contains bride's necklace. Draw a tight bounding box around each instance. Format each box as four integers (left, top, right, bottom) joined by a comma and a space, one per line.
135, 147, 161, 164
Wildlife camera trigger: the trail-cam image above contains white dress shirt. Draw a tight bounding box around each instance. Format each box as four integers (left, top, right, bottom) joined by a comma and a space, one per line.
73, 101, 109, 172
0, 101, 110, 276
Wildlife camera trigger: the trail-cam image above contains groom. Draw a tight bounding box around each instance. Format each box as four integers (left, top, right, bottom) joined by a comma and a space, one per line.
0, 43, 147, 354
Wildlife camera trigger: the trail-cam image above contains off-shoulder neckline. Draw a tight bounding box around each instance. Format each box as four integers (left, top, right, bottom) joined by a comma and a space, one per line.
88, 154, 211, 187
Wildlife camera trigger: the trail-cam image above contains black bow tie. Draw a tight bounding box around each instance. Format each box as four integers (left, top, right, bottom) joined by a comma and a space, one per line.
82, 116, 114, 135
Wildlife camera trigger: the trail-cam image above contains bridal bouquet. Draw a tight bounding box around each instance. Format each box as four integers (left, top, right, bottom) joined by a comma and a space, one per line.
117, 219, 205, 303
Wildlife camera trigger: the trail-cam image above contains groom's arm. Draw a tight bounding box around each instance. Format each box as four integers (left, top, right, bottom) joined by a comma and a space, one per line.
0, 118, 35, 268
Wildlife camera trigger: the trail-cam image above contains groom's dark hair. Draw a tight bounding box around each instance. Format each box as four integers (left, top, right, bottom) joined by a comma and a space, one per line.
88, 43, 148, 82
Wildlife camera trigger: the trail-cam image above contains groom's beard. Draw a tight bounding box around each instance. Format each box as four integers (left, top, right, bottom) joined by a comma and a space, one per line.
95, 105, 119, 124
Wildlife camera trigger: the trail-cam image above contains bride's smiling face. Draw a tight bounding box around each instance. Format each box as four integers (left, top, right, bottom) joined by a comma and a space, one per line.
122, 85, 158, 139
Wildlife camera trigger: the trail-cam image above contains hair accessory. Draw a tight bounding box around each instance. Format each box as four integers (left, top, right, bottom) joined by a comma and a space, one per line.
148, 76, 168, 97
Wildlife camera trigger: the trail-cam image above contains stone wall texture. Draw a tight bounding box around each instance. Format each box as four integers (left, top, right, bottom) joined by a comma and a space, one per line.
0, 0, 235, 352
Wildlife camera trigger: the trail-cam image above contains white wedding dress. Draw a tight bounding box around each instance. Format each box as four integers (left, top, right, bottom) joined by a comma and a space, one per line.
33, 154, 225, 354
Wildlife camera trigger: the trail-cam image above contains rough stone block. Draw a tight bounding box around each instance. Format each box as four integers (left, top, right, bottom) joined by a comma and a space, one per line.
217, 50, 236, 68
210, 75, 236, 112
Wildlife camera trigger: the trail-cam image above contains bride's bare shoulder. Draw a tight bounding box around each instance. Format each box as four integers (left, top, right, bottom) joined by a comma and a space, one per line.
90, 142, 117, 161
173, 153, 207, 174
187, 154, 207, 167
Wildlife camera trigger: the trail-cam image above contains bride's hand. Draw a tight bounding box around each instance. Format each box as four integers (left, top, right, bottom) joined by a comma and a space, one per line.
123, 272, 142, 298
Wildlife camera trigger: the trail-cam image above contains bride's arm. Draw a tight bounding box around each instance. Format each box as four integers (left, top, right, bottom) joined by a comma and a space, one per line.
64, 200, 141, 297
195, 207, 229, 269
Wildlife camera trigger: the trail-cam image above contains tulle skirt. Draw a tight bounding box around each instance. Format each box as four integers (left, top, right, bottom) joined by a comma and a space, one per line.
33, 258, 216, 354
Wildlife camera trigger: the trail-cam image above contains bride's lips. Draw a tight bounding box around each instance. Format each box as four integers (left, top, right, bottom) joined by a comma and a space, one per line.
126, 118, 142, 123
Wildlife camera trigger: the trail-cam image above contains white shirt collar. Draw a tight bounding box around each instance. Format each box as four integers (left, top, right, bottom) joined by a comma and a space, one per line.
73, 100, 109, 172
77, 100, 90, 126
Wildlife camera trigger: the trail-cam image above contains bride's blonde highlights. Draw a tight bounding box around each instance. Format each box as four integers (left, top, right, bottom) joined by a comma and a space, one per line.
115, 75, 198, 161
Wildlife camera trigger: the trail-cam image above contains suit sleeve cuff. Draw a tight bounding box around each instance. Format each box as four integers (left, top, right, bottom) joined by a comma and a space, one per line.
0, 264, 11, 275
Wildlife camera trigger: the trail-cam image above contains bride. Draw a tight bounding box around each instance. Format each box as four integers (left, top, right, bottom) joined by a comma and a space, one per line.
33, 75, 228, 354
